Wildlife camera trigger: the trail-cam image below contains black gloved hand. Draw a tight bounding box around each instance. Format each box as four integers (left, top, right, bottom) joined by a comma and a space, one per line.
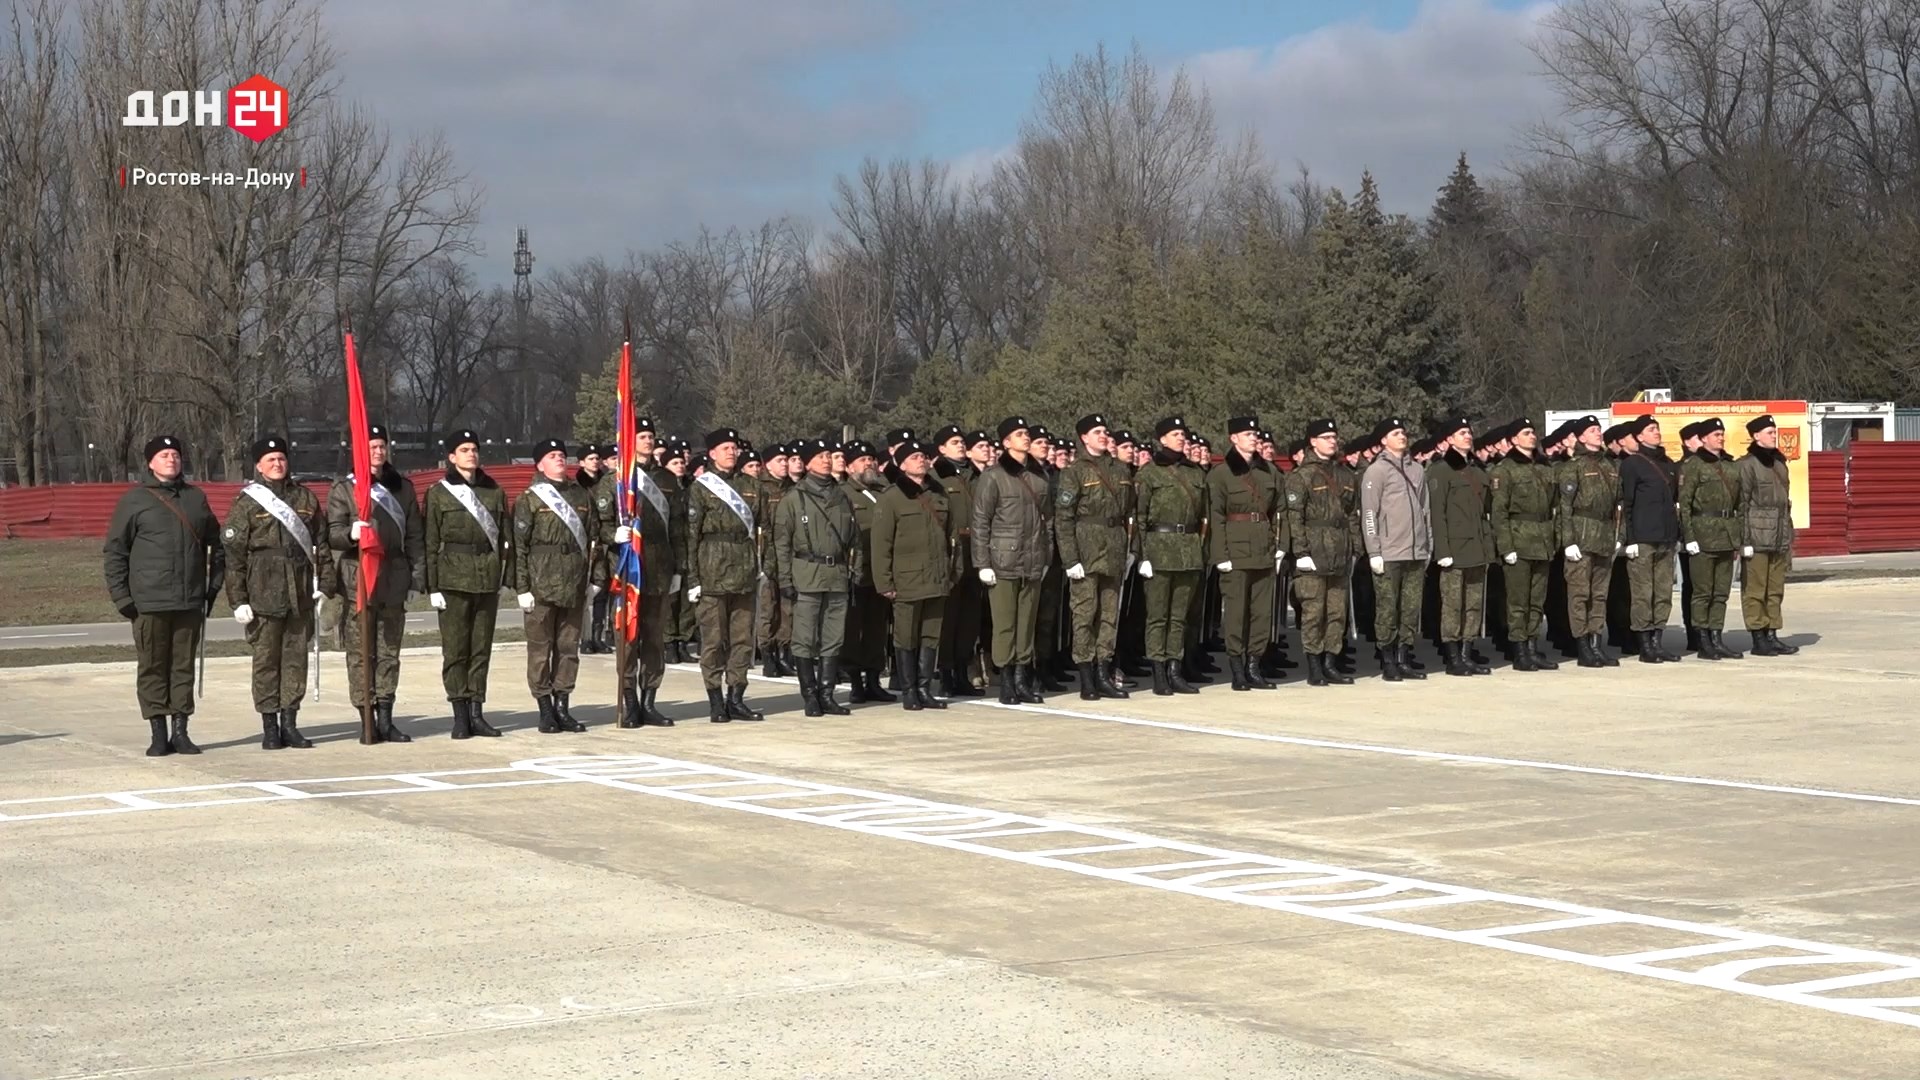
118, 601, 139, 621
203, 595, 218, 617
780, 586, 797, 602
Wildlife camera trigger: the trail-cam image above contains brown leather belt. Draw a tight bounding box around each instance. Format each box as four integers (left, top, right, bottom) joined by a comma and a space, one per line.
1224, 512, 1268, 523
1148, 524, 1194, 534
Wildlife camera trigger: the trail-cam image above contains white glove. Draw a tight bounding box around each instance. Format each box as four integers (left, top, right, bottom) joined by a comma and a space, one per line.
614, 525, 632, 544
1614, 541, 1623, 555
1565, 545, 1583, 562
1503, 552, 1519, 565
349, 519, 369, 540
587, 584, 602, 602
1369, 555, 1385, 575
1295, 556, 1316, 573
517, 592, 535, 611
1626, 544, 1641, 560
1065, 562, 1086, 581
1216, 561, 1234, 572
1439, 557, 1455, 568
1685, 541, 1701, 555
429, 591, 446, 610
1742, 545, 1755, 558
1138, 561, 1155, 578
312, 583, 324, 601
977, 568, 997, 586
686, 585, 702, 603
1124, 555, 1136, 579
1275, 552, 1286, 571
232, 603, 255, 625
668, 574, 682, 592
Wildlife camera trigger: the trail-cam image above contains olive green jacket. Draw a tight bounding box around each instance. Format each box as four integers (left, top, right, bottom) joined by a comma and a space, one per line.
511, 476, 604, 605
1488, 449, 1559, 561
103, 477, 225, 615
970, 453, 1054, 581
224, 476, 335, 618
1425, 451, 1495, 568
685, 468, 761, 595
1680, 449, 1745, 552
774, 472, 860, 593
935, 456, 977, 577
872, 474, 955, 602
594, 464, 685, 597
1055, 453, 1132, 577
325, 466, 425, 608
1135, 449, 1207, 572
1206, 449, 1281, 569
1283, 453, 1359, 577
843, 472, 890, 587
757, 476, 794, 585
1554, 449, 1621, 556
424, 466, 511, 595
1739, 446, 1794, 554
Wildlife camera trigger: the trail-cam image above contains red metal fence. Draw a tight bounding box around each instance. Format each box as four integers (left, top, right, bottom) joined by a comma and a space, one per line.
1844, 442, 1920, 554
1798, 450, 1850, 557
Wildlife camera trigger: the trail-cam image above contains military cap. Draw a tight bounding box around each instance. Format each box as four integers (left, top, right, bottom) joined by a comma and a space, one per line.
1341, 436, 1375, 457
1112, 430, 1137, 448
768, 443, 790, 458
531, 437, 566, 461
704, 427, 740, 451
1570, 414, 1603, 438
825, 438, 845, 453
996, 416, 1029, 442
1747, 414, 1776, 435
1154, 416, 1190, 438
933, 424, 965, 446
1473, 427, 1503, 453
580, 443, 606, 459
1431, 415, 1472, 441
1677, 420, 1701, 441
443, 428, 479, 451
1227, 416, 1259, 435
1410, 435, 1437, 457
1191, 435, 1211, 449
143, 435, 182, 461
662, 444, 686, 463
1258, 430, 1275, 444
790, 438, 829, 465
892, 439, 932, 465
1303, 418, 1337, 440
844, 440, 877, 463
884, 428, 915, 448
252, 434, 289, 461
634, 416, 656, 433
965, 429, 993, 450
365, 424, 390, 443
1371, 417, 1408, 443
742, 448, 761, 465
1698, 417, 1725, 436
1029, 426, 1053, 443
1631, 414, 1661, 437
1601, 421, 1633, 444
1509, 417, 1537, 439
1076, 413, 1110, 436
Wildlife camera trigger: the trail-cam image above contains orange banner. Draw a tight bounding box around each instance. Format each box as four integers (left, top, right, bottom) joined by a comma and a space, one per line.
1609, 400, 1809, 529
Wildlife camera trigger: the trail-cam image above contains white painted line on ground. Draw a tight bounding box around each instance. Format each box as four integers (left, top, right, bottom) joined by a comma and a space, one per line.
0, 631, 87, 640
516, 752, 1920, 1030
0, 767, 585, 822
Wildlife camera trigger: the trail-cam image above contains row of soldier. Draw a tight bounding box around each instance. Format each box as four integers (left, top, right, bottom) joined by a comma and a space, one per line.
102, 407, 1797, 755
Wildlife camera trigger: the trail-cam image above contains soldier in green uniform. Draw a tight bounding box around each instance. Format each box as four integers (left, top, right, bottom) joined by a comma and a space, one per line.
1554, 416, 1622, 668
225, 434, 334, 750
512, 439, 602, 733
1425, 417, 1495, 677
972, 416, 1055, 704
425, 429, 510, 737
755, 443, 795, 677
1206, 416, 1283, 692
1285, 419, 1359, 687
1489, 418, 1561, 672
1360, 417, 1429, 683
1110, 431, 1151, 685
1739, 415, 1799, 656
103, 435, 224, 756
933, 425, 985, 698
1680, 417, 1746, 660
1676, 421, 1707, 652
1026, 426, 1070, 691
1618, 417, 1685, 663
325, 424, 424, 742
1056, 413, 1133, 700
685, 427, 766, 723
577, 443, 613, 654
661, 442, 697, 662
604, 419, 684, 728
873, 440, 956, 711
1134, 416, 1206, 696
776, 438, 860, 717
839, 441, 896, 704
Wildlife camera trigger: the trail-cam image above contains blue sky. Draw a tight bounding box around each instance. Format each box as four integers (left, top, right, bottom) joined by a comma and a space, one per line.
326, 0, 1558, 278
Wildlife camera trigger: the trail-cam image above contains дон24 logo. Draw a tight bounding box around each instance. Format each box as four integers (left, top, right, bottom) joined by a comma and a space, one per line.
123, 74, 287, 143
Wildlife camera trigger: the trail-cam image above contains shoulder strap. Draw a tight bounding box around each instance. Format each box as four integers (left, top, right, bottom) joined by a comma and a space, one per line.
144, 488, 202, 546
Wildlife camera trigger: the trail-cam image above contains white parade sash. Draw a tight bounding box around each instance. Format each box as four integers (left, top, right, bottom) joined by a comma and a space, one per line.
352, 474, 409, 532
696, 471, 754, 534
630, 464, 670, 526
438, 478, 500, 551
243, 482, 315, 567
527, 480, 588, 553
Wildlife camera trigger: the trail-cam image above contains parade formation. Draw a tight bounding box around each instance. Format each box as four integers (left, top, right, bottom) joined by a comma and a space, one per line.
101, 409, 1802, 754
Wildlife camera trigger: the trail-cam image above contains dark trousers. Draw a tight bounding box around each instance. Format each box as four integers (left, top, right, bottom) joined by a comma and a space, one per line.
133, 610, 203, 717
615, 594, 670, 689
792, 590, 849, 660
437, 590, 498, 702
940, 574, 984, 671
525, 601, 584, 696
891, 596, 945, 649
696, 593, 753, 689
343, 603, 406, 708
1219, 567, 1275, 656
843, 584, 890, 673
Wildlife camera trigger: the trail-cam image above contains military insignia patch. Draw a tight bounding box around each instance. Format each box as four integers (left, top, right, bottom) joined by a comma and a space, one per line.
223, 527, 234, 539
1286, 491, 1300, 505
688, 505, 699, 520
1491, 477, 1501, 489
597, 498, 609, 509
1057, 487, 1076, 506
1563, 481, 1577, 493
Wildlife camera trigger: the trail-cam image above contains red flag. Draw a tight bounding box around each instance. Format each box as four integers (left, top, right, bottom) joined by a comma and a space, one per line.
344, 330, 384, 611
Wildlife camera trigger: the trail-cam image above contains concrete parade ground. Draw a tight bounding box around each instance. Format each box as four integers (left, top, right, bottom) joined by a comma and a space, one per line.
2, 580, 1918, 1079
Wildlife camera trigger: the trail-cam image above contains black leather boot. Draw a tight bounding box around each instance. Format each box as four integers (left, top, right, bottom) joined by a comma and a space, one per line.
847, 667, 869, 704
1095, 659, 1132, 698
1036, 658, 1066, 692
1575, 636, 1602, 668
1637, 631, 1663, 664
1166, 659, 1199, 695
917, 647, 946, 710
1714, 629, 1744, 660
555, 691, 586, 731
1749, 629, 1779, 656
899, 649, 924, 711
378, 700, 410, 742
1322, 652, 1355, 684
1591, 633, 1618, 666
946, 667, 983, 697
1655, 630, 1685, 663
762, 650, 781, 678
1380, 646, 1404, 682
1513, 642, 1539, 671
1465, 643, 1491, 675
537, 696, 561, 733
450, 700, 473, 739
278, 708, 312, 748
726, 684, 765, 722
1686, 627, 1703, 654
619, 684, 643, 728
469, 703, 502, 737
999, 664, 1019, 705
1695, 629, 1721, 660
707, 686, 729, 722
145, 716, 173, 757
1304, 652, 1327, 687
1444, 643, 1474, 677
863, 669, 896, 703
1078, 662, 1102, 700
1151, 660, 1173, 696
261, 711, 284, 750
1531, 640, 1559, 671
797, 659, 823, 717
1226, 654, 1251, 691
1769, 629, 1800, 655
1014, 664, 1044, 704
817, 660, 851, 715
1245, 654, 1277, 689
1396, 644, 1426, 680
641, 686, 675, 726
168, 714, 202, 755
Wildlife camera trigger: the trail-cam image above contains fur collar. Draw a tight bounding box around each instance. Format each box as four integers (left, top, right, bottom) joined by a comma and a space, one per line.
935, 455, 965, 479
893, 474, 927, 499
1695, 448, 1719, 463
1224, 448, 1259, 475
1152, 446, 1185, 467
1440, 448, 1470, 470
574, 465, 603, 489
1749, 444, 1784, 467
998, 452, 1034, 477
1503, 448, 1537, 465
442, 463, 498, 489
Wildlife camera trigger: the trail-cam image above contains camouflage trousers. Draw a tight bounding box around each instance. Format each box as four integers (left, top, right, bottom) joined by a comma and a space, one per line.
1370, 561, 1423, 646
245, 610, 313, 713
1502, 558, 1549, 642
1068, 573, 1121, 662
891, 596, 945, 650
614, 593, 670, 690
1686, 550, 1736, 631
525, 601, 584, 697
342, 603, 406, 709
133, 610, 203, 718
1626, 544, 1676, 631
437, 590, 499, 703
1563, 553, 1614, 638
1219, 568, 1275, 657
1435, 566, 1486, 643
1293, 573, 1349, 655
1143, 570, 1198, 661
1741, 552, 1789, 630
696, 593, 753, 690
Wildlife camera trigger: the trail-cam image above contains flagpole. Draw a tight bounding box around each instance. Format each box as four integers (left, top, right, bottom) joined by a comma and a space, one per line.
613, 316, 633, 726
344, 312, 378, 745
